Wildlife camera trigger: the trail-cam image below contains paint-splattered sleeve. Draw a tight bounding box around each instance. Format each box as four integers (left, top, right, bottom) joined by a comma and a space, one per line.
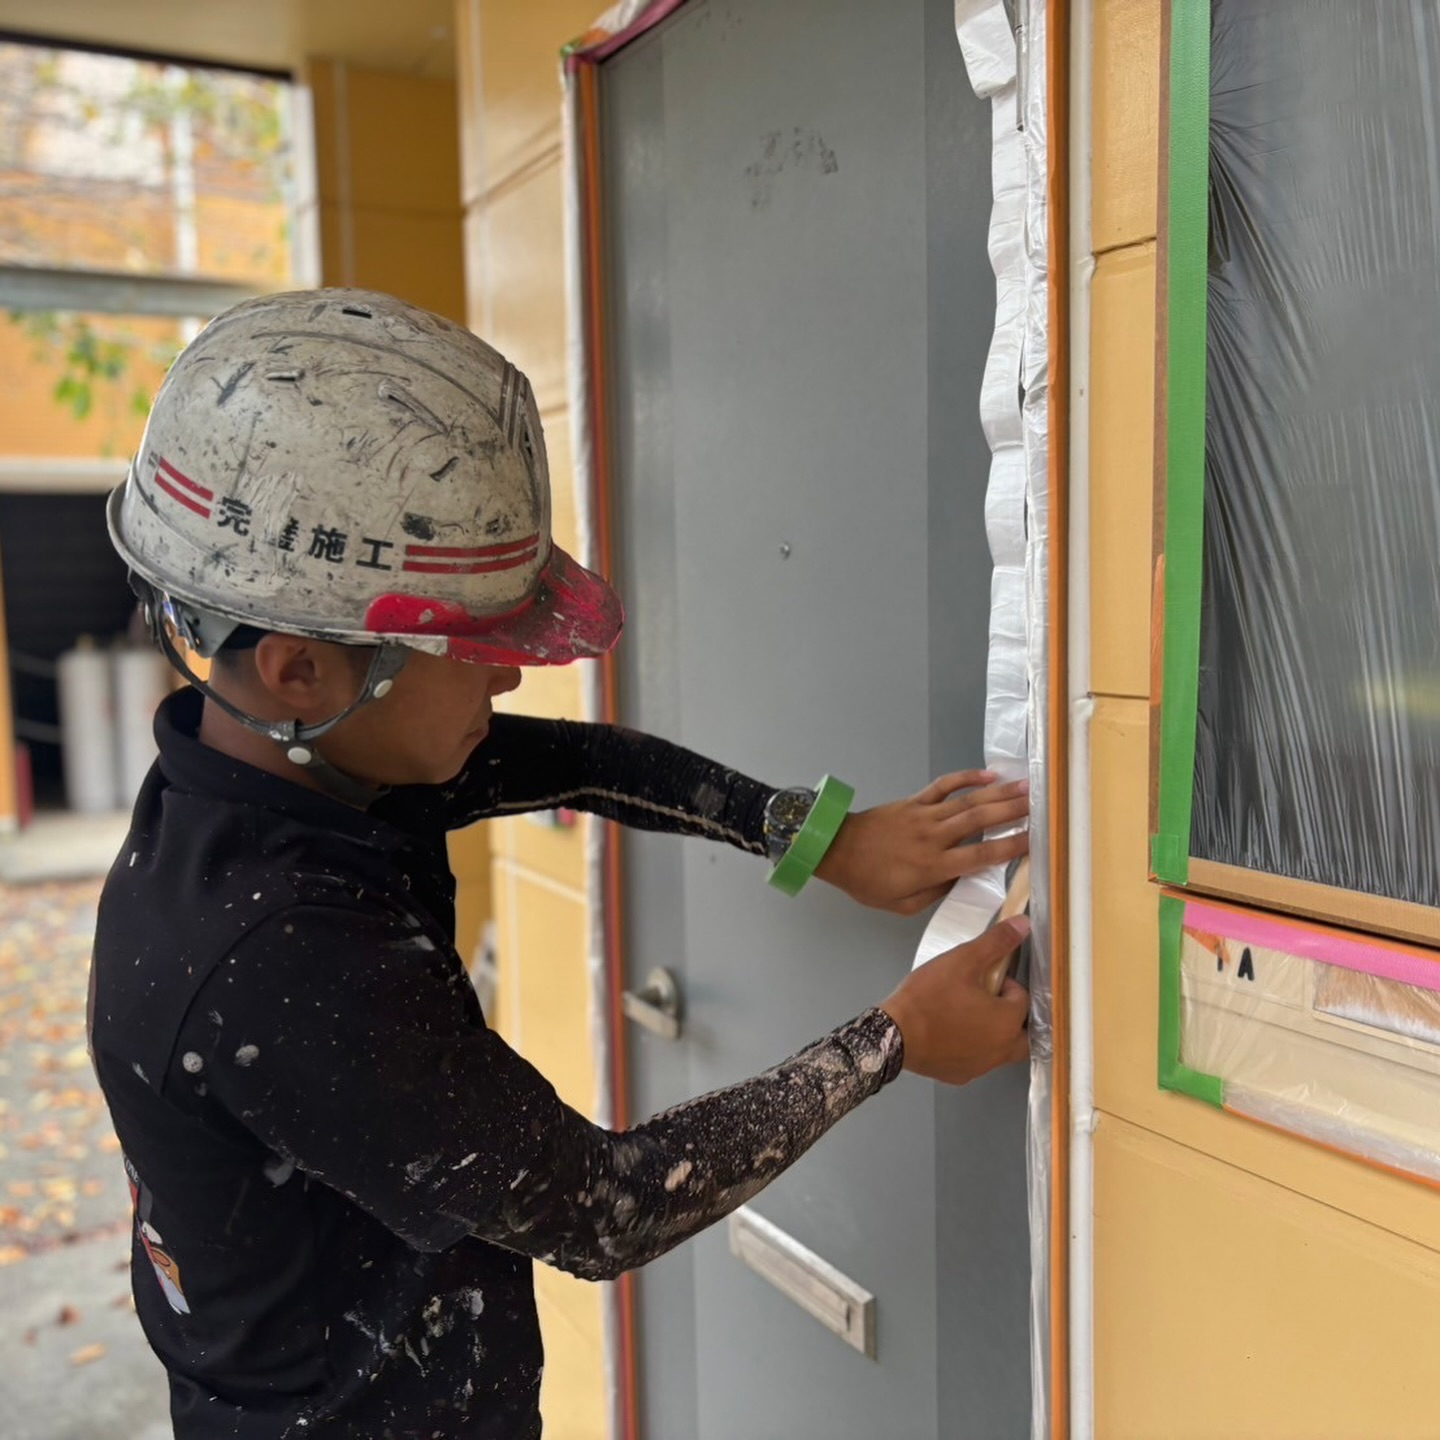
404, 715, 775, 855
194, 902, 903, 1281
466, 1005, 904, 1281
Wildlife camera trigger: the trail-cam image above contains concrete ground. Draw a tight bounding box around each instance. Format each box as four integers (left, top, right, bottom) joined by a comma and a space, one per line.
2, 1230, 171, 1440
0, 810, 130, 886
0, 875, 172, 1439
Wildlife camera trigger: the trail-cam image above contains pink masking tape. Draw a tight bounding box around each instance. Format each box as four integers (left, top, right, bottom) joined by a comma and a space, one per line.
1184, 900, 1440, 993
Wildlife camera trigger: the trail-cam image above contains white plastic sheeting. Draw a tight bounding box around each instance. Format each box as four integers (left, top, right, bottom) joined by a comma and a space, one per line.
916, 4, 1053, 1436
914, 3, 1029, 966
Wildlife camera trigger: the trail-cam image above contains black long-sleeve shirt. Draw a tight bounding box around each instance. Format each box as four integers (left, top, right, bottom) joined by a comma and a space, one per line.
89, 687, 904, 1438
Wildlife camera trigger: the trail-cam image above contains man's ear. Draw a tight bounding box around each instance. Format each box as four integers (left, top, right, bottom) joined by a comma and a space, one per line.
251, 634, 327, 714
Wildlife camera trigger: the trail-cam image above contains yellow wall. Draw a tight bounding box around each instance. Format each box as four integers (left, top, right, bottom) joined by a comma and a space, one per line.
1089, 3, 1440, 1434
308, 56, 466, 324
305, 59, 468, 323
305, 54, 495, 973
456, 2, 608, 1434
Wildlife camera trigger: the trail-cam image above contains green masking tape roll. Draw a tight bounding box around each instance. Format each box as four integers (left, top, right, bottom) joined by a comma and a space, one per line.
767, 774, 855, 897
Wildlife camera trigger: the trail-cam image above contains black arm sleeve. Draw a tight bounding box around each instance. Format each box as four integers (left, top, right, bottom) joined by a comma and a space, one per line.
191, 903, 902, 1281
409, 714, 776, 855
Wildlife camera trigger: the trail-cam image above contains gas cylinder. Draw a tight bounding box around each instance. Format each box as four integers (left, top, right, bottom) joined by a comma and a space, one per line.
113, 645, 170, 806
57, 635, 117, 813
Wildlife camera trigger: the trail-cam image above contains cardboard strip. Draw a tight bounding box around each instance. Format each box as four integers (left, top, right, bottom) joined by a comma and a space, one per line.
1185, 859, 1440, 951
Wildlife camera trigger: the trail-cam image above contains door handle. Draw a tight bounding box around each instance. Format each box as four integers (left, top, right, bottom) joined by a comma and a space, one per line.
622, 967, 682, 1040
728, 1207, 876, 1357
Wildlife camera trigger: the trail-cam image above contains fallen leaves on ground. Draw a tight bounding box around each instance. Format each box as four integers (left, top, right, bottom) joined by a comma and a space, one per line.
0, 879, 131, 1255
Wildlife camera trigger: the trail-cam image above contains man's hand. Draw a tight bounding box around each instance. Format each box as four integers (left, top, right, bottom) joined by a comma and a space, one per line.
814, 770, 1030, 915
879, 919, 1031, 1084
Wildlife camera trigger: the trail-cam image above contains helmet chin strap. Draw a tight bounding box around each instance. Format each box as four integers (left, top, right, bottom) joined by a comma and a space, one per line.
151, 615, 410, 809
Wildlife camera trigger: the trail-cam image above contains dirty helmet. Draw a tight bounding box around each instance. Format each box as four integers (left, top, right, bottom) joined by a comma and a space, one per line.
107, 287, 623, 800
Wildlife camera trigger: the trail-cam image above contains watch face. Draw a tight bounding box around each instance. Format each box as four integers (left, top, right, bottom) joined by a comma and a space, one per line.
767, 787, 815, 833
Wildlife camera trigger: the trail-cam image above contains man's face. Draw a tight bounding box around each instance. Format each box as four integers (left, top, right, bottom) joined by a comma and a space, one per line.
320, 647, 523, 788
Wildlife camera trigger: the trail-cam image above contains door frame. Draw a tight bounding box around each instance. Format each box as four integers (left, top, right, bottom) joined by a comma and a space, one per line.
564, 8, 699, 1437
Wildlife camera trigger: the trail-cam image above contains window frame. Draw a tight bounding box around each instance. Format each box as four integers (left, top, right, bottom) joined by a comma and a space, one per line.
0, 36, 316, 486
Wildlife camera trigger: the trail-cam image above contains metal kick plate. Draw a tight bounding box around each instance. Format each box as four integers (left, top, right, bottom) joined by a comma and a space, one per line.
727, 1206, 876, 1358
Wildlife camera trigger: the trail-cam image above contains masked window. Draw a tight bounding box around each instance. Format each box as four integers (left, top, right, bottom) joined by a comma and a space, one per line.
1179, 0, 1440, 911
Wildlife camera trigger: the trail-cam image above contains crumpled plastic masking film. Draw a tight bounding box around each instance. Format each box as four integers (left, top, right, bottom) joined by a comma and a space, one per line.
916, 6, 1053, 1439
1179, 907, 1440, 1188
915, 5, 1027, 972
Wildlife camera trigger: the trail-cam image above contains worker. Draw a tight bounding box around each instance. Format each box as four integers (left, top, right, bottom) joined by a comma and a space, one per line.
89, 289, 1031, 1439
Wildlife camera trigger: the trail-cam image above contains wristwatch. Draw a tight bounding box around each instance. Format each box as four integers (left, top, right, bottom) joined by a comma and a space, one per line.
763, 786, 818, 864
763, 775, 856, 896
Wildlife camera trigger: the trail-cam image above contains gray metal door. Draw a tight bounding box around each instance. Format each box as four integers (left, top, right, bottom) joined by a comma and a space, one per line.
601, 2, 1030, 1436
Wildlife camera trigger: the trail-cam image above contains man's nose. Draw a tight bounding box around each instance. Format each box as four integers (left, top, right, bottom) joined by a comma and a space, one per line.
490, 666, 523, 698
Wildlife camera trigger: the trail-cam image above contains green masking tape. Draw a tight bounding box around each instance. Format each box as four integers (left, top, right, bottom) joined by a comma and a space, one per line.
767, 774, 855, 897
1153, 0, 1211, 886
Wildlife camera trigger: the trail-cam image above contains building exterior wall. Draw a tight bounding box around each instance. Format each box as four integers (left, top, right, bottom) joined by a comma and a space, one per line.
1088, 3, 1440, 1434
455, 3, 608, 1433
0, 47, 295, 460
0, 313, 182, 460
0, 48, 302, 827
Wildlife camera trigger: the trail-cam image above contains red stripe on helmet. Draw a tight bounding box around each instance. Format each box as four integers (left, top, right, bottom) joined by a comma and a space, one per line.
157, 457, 214, 501
154, 470, 212, 518
403, 533, 539, 560
402, 548, 538, 576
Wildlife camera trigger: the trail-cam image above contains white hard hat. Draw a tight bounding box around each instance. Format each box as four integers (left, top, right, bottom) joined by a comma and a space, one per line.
108, 287, 622, 667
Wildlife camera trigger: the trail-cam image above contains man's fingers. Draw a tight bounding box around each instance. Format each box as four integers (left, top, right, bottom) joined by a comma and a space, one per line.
934, 777, 1029, 820
945, 917, 1030, 983
900, 881, 952, 915
1005, 1033, 1032, 1065
896, 831, 1027, 892
944, 832, 1030, 877
998, 975, 1031, 1010
938, 796, 1031, 841
927, 835, 1031, 875
919, 769, 998, 804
